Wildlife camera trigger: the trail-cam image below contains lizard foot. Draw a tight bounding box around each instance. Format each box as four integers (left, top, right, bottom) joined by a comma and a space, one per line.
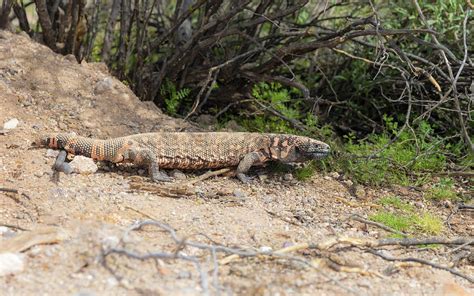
237, 173, 252, 183
53, 150, 73, 174
151, 171, 173, 182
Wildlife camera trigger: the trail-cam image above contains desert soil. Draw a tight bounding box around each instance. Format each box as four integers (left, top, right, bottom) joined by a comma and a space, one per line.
0, 30, 472, 296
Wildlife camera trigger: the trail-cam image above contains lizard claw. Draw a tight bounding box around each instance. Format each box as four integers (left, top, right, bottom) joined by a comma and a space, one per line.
237, 173, 252, 183
151, 171, 173, 182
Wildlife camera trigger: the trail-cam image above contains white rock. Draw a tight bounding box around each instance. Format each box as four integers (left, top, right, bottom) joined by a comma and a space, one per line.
94, 77, 114, 95
106, 277, 118, 287
233, 189, 247, 199
0, 253, 25, 276
3, 118, 19, 130
259, 246, 273, 253
0, 226, 15, 237
70, 156, 98, 174
46, 149, 60, 158
102, 236, 120, 249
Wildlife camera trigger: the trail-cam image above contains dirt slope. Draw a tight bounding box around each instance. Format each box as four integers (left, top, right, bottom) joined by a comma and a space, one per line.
0, 30, 472, 295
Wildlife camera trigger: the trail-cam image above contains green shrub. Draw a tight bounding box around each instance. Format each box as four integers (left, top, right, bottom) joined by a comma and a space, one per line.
426, 178, 459, 200
335, 117, 449, 186
160, 80, 191, 115
371, 195, 443, 235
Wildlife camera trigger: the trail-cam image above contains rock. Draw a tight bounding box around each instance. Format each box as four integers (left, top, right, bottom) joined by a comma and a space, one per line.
58, 121, 68, 130
94, 77, 114, 95
74, 291, 96, 296
0, 227, 15, 237
106, 277, 118, 287
224, 120, 245, 131
170, 169, 187, 180
3, 118, 19, 130
0, 253, 25, 276
69, 156, 98, 174
343, 179, 353, 187
283, 173, 293, 181
353, 185, 366, 199
258, 174, 268, 181
441, 200, 453, 208
233, 189, 247, 199
177, 270, 192, 279
329, 172, 340, 179
259, 246, 272, 253
46, 149, 60, 158
102, 236, 120, 249
195, 114, 217, 127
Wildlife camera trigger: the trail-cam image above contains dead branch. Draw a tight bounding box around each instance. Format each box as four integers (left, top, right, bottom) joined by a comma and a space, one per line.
12, 3, 30, 34
349, 214, 407, 237
129, 168, 232, 196
368, 249, 474, 283
34, 0, 57, 50
0, 0, 13, 29
104, 220, 358, 295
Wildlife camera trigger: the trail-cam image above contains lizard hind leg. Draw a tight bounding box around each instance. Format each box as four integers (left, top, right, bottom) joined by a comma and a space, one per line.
123, 148, 172, 182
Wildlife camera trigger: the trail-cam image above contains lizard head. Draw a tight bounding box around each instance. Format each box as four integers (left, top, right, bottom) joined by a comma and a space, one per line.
32, 133, 77, 149
269, 135, 330, 163
293, 136, 330, 160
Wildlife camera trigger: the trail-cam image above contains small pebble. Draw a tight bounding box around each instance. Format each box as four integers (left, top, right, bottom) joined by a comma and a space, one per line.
74, 291, 96, 296
262, 195, 274, 204
102, 236, 120, 249
441, 200, 453, 208
354, 185, 366, 199
46, 149, 60, 158
343, 179, 353, 187
283, 173, 293, 181
0, 226, 16, 237
233, 189, 247, 199
106, 277, 118, 287
94, 77, 114, 95
0, 253, 25, 276
3, 118, 19, 130
259, 246, 273, 253
177, 270, 192, 279
58, 122, 68, 130
195, 114, 217, 127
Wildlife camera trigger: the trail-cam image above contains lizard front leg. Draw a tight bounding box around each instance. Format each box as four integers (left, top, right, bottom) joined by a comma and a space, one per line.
236, 152, 266, 183
53, 150, 73, 174
123, 148, 172, 182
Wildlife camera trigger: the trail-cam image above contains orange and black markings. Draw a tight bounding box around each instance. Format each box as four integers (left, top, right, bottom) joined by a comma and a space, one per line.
36, 132, 330, 183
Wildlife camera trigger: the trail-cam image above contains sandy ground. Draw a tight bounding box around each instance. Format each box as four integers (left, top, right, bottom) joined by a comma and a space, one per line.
0, 30, 472, 296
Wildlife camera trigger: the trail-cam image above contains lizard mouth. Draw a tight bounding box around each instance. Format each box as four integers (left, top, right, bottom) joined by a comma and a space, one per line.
310, 149, 330, 159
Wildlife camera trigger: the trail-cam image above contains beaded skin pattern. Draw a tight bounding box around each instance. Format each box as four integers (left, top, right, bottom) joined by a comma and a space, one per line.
36, 132, 330, 180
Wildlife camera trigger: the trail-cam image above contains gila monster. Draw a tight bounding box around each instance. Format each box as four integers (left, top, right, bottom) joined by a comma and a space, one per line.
35, 132, 330, 182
